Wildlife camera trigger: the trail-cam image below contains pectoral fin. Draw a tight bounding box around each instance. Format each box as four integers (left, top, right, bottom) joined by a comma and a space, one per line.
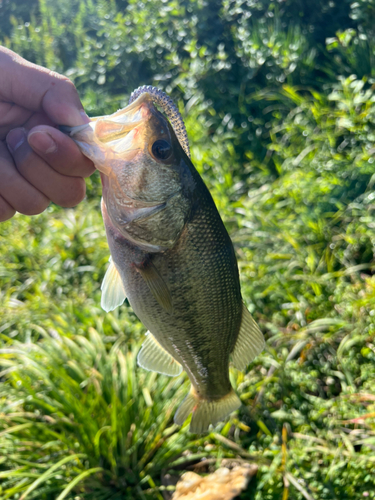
231, 303, 265, 371
101, 257, 126, 312
137, 262, 173, 313
137, 331, 182, 376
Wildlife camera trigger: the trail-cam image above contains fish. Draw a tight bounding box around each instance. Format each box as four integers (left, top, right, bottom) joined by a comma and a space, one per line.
62, 86, 265, 433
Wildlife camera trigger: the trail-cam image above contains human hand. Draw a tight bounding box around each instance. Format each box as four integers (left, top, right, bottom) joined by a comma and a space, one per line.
0, 46, 95, 222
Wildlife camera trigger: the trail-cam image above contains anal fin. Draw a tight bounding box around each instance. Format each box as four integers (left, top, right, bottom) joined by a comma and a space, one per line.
137, 261, 173, 313
137, 331, 182, 377
231, 302, 265, 371
101, 257, 126, 312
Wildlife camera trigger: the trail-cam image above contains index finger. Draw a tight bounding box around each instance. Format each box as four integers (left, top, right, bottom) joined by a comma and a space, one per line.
27, 125, 95, 178
0, 46, 90, 127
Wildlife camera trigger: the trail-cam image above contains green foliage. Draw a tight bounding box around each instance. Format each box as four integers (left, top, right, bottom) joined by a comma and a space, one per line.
0, 329, 191, 499
2, 0, 375, 499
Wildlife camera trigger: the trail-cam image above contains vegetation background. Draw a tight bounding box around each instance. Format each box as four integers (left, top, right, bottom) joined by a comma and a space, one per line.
1, 0, 375, 498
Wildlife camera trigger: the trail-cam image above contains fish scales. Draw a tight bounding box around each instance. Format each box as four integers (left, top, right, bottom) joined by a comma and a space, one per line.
63, 87, 265, 432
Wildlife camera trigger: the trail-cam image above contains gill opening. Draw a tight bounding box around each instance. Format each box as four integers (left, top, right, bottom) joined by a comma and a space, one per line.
129, 85, 191, 159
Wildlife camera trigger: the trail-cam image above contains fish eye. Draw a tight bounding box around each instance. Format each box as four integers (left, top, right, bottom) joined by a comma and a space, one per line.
151, 139, 172, 161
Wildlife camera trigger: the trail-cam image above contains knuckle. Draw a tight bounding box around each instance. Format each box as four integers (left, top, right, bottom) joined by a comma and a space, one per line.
47, 70, 72, 86
46, 68, 63, 81
59, 76, 78, 95
57, 179, 86, 208
45, 70, 78, 97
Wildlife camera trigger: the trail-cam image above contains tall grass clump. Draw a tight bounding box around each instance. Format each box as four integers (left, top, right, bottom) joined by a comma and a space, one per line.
0, 329, 191, 499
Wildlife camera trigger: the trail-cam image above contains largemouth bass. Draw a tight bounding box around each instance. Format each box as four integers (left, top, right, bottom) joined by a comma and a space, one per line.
63, 87, 265, 433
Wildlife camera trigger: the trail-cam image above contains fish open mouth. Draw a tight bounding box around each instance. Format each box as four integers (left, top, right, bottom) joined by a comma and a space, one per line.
60, 93, 155, 176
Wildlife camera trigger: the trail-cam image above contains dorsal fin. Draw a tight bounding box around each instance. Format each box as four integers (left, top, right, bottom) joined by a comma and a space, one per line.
231, 303, 265, 371
101, 257, 126, 312
137, 331, 182, 376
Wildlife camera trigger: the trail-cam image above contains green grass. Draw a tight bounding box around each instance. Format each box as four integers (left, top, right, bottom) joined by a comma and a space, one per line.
0, 328, 189, 499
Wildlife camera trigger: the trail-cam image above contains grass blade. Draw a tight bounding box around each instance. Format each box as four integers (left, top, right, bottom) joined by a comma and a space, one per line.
19, 454, 86, 500
55, 467, 103, 500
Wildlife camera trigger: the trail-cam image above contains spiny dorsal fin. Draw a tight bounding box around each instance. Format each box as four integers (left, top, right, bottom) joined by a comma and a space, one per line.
137, 331, 182, 376
137, 261, 173, 313
231, 302, 265, 371
101, 257, 126, 312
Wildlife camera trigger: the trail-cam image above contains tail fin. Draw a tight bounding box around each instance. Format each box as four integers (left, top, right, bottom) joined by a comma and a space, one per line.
174, 386, 241, 433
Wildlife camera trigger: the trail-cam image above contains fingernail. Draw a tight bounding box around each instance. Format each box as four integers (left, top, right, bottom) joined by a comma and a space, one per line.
6, 128, 26, 153
28, 131, 57, 154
